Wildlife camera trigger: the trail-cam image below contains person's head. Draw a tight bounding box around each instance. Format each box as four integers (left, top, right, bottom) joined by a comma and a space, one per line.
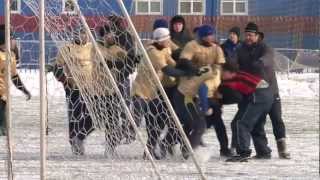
197, 25, 215, 45
244, 22, 259, 45
109, 15, 127, 31
222, 63, 239, 80
99, 25, 115, 45
153, 28, 171, 48
153, 19, 168, 30
228, 26, 240, 44
170, 15, 185, 33
73, 26, 88, 45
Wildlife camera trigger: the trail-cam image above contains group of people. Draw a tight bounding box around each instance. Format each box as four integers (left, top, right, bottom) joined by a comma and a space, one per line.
49, 15, 290, 162
130, 16, 290, 162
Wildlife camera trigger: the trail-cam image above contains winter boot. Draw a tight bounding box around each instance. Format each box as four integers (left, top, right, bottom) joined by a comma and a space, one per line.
226, 155, 250, 162
276, 138, 291, 159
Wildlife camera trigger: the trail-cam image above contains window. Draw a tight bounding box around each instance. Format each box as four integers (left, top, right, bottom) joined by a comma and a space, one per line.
62, 0, 76, 14
11, 0, 21, 14
136, 0, 162, 15
179, 0, 205, 15
221, 0, 248, 15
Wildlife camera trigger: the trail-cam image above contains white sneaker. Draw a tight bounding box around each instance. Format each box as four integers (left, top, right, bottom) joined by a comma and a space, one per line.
70, 137, 85, 156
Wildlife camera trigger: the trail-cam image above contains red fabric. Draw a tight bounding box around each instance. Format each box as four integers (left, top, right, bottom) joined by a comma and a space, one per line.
222, 71, 262, 95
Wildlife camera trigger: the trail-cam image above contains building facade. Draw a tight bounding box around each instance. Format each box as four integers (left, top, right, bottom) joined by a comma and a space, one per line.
0, 0, 318, 67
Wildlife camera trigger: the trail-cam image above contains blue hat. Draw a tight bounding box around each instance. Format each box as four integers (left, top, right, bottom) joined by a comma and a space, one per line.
197, 25, 215, 39
153, 19, 168, 30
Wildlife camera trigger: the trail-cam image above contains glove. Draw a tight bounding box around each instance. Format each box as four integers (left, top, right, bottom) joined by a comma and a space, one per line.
196, 67, 210, 76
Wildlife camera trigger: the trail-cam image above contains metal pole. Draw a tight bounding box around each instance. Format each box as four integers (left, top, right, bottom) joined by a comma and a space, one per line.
4, 0, 14, 179
70, 0, 163, 179
39, 0, 47, 179
116, 0, 207, 179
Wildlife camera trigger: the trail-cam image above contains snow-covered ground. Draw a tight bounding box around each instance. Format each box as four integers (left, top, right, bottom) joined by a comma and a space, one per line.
0, 70, 318, 179
11, 71, 320, 98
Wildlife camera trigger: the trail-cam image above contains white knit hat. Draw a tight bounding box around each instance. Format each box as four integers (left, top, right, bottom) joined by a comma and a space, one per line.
153, 28, 170, 42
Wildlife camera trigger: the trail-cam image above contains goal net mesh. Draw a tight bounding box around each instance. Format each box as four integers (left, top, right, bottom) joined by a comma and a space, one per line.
13, 0, 206, 179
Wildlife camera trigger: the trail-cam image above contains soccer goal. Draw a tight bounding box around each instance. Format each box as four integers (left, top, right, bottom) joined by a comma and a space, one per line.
3, 0, 208, 179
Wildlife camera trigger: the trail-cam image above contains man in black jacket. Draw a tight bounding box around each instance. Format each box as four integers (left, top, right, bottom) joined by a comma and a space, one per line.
258, 31, 290, 159
227, 22, 275, 162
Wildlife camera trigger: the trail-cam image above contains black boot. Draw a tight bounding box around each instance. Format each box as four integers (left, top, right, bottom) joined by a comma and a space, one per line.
220, 148, 233, 157
253, 153, 271, 159
226, 155, 250, 162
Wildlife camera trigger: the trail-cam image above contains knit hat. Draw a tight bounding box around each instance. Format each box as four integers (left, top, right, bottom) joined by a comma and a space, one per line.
197, 25, 215, 39
245, 22, 259, 33
153, 19, 168, 30
229, 26, 240, 38
153, 28, 170, 42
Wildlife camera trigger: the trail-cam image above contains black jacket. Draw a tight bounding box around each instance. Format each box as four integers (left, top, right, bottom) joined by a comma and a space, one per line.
235, 41, 278, 95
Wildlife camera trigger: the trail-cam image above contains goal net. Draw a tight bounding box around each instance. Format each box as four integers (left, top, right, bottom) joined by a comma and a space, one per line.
9, 0, 207, 179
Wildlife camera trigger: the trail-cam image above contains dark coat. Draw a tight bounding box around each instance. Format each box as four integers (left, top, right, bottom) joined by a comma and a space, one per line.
235, 41, 279, 95
221, 39, 242, 64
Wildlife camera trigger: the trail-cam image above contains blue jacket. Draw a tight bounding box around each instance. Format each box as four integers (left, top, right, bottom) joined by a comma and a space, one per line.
221, 39, 242, 64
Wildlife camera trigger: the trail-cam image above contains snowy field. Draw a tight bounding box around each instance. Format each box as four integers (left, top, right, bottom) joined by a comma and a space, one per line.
0, 70, 318, 180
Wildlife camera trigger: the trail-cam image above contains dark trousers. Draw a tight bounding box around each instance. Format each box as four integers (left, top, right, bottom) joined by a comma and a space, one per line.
97, 95, 122, 149
173, 90, 206, 150
132, 96, 166, 156
161, 86, 181, 149
269, 94, 286, 140
206, 99, 229, 151
233, 89, 273, 157
119, 78, 135, 139
66, 89, 94, 142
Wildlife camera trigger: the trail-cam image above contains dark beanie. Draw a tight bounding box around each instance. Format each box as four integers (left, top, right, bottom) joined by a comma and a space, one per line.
229, 26, 240, 38
153, 19, 168, 30
245, 22, 259, 33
